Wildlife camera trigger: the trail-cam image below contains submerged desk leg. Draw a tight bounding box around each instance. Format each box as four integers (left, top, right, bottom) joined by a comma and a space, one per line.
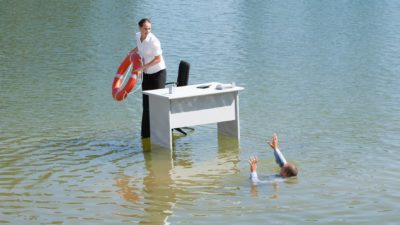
217, 92, 240, 143
148, 95, 172, 149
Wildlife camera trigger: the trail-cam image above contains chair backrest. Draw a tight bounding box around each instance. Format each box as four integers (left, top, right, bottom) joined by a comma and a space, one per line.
176, 60, 190, 87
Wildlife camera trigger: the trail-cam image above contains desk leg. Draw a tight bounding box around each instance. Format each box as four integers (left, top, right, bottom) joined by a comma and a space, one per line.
148, 95, 172, 150
217, 93, 240, 143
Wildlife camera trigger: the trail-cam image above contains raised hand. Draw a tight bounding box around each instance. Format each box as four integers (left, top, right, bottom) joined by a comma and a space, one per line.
248, 156, 258, 172
268, 133, 279, 150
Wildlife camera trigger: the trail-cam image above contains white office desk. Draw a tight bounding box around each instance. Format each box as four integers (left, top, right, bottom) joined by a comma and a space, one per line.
143, 82, 244, 149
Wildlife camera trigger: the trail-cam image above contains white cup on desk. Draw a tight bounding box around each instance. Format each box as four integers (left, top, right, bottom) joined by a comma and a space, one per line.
169, 83, 176, 94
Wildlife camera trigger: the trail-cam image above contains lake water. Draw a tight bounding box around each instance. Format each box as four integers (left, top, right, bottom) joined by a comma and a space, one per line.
1, 0, 400, 224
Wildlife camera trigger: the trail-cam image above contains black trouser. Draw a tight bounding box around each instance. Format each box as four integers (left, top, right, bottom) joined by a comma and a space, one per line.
141, 69, 166, 138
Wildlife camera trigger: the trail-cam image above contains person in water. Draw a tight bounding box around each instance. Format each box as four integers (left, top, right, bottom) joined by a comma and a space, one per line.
249, 133, 298, 183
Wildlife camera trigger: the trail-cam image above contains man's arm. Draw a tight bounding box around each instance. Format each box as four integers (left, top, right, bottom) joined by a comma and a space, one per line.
249, 156, 260, 183
268, 133, 287, 167
273, 148, 287, 168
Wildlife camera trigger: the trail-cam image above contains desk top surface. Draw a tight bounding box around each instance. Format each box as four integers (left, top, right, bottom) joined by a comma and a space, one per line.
143, 82, 244, 99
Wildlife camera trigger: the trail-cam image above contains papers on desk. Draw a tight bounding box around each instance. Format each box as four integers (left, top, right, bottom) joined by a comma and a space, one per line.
215, 83, 234, 90
195, 82, 235, 90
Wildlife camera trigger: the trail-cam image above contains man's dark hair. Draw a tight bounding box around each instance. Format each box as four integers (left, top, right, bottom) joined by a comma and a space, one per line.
283, 163, 298, 177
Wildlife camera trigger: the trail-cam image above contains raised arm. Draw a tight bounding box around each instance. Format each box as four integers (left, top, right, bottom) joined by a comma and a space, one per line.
248, 156, 260, 183
268, 133, 287, 167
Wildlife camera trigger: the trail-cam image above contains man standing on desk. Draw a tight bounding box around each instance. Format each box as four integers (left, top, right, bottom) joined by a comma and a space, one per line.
133, 18, 167, 138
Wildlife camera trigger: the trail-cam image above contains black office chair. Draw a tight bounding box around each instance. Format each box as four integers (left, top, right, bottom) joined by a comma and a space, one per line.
166, 60, 194, 136
166, 60, 190, 87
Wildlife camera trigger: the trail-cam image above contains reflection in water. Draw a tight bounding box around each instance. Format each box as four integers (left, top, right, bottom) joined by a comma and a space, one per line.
112, 138, 176, 224
171, 135, 240, 186
115, 176, 140, 204
251, 182, 280, 199
217, 134, 241, 179
140, 140, 176, 225
271, 183, 279, 199
114, 136, 241, 224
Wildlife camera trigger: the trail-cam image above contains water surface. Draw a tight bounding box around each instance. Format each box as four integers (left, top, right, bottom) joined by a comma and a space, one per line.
1, 0, 400, 224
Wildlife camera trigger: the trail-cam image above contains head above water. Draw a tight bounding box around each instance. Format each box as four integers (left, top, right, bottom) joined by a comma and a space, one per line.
280, 163, 298, 178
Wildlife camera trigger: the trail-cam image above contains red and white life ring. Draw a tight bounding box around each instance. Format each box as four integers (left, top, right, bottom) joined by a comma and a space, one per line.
112, 50, 142, 101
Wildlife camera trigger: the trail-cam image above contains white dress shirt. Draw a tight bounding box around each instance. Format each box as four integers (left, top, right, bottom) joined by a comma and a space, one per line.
136, 32, 166, 74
